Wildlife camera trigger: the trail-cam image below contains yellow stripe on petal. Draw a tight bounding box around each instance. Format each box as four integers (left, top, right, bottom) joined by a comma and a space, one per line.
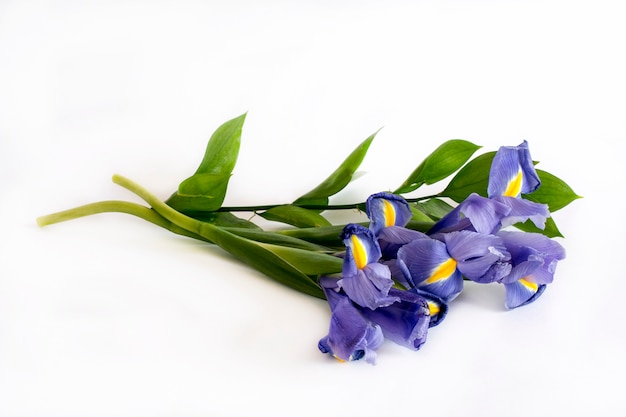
351, 234, 368, 270
426, 258, 457, 284
383, 199, 396, 227
519, 277, 538, 292
503, 169, 523, 197
428, 301, 440, 316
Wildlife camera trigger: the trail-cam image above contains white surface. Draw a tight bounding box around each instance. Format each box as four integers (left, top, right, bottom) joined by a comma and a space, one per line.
1, 1, 625, 416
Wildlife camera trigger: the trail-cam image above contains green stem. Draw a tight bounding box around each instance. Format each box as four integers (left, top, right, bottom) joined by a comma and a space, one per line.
37, 200, 209, 241
36, 198, 339, 252
36, 183, 222, 244
215, 194, 441, 213
37, 200, 166, 228
111, 176, 212, 237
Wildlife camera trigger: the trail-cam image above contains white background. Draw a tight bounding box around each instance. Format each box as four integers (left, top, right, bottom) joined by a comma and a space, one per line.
1, 1, 625, 416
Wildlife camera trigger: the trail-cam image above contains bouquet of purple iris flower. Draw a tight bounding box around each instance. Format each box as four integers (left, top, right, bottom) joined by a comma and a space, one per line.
37, 114, 580, 364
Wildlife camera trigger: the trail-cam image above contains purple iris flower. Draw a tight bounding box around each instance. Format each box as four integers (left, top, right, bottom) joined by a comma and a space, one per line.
487, 140, 550, 230
318, 277, 431, 363
496, 231, 566, 309
428, 141, 549, 235
337, 223, 400, 310
361, 288, 430, 351
366, 192, 428, 259
318, 277, 384, 364
397, 230, 511, 301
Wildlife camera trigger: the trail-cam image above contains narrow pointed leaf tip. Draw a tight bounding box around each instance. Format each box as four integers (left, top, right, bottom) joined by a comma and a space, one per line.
293, 130, 378, 207
395, 139, 481, 194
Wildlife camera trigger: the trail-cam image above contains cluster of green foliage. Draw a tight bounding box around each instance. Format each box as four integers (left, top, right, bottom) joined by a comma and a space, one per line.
38, 114, 580, 299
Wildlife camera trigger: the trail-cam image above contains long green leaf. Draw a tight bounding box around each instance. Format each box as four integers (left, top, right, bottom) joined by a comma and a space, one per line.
223, 227, 336, 252
260, 243, 343, 276
202, 224, 326, 298
185, 211, 261, 229
279, 224, 353, 248
293, 131, 377, 207
417, 198, 455, 220
259, 204, 332, 228
405, 220, 437, 233
409, 205, 434, 222
395, 140, 481, 194
166, 113, 246, 212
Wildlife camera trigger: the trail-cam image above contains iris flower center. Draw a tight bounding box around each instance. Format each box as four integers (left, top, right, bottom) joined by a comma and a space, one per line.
519, 277, 538, 291
503, 169, 523, 197
383, 199, 396, 227
351, 234, 368, 269
426, 258, 457, 284
428, 301, 440, 315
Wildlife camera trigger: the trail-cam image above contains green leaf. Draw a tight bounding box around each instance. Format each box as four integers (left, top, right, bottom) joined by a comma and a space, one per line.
405, 220, 436, 233
185, 211, 261, 229
203, 224, 326, 298
167, 174, 232, 212
261, 243, 343, 276
177, 174, 231, 198
409, 205, 434, 222
193, 113, 246, 174
395, 140, 481, 194
513, 216, 563, 238
417, 198, 455, 220
223, 227, 336, 252
259, 205, 332, 228
278, 224, 354, 248
523, 169, 582, 212
440, 151, 495, 203
166, 113, 246, 212
293, 131, 377, 207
